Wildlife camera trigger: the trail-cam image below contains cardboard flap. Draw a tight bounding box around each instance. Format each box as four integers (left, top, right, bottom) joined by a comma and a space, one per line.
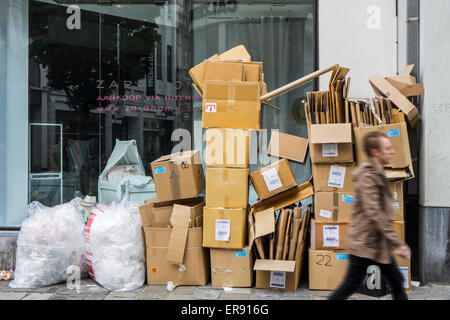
267, 131, 309, 163
166, 204, 190, 265
310, 123, 353, 144
219, 45, 251, 62
254, 207, 275, 238
253, 259, 296, 272
369, 73, 420, 127
251, 182, 314, 213
404, 64, 414, 75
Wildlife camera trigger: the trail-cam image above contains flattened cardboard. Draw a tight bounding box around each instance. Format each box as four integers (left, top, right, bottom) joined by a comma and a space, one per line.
203, 207, 247, 249
253, 260, 296, 272
310, 219, 349, 250
311, 163, 356, 192
202, 81, 262, 130
251, 182, 314, 213
388, 181, 404, 221
145, 227, 209, 285
314, 192, 354, 223
205, 168, 249, 209
210, 246, 254, 288
267, 131, 309, 163
205, 128, 251, 168
250, 159, 297, 200
309, 123, 354, 163
219, 45, 252, 62
204, 60, 244, 82
353, 122, 414, 181
254, 207, 275, 238
385, 64, 424, 98
309, 249, 349, 290
151, 150, 205, 201
166, 205, 191, 264
369, 73, 420, 127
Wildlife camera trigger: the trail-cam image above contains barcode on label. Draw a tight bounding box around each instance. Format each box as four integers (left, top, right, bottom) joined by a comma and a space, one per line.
215, 219, 230, 242
323, 225, 339, 247
328, 165, 346, 189
270, 271, 286, 288
331, 171, 342, 176
262, 168, 283, 192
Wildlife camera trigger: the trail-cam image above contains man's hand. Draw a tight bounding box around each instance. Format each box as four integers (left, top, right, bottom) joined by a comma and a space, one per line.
395, 245, 411, 259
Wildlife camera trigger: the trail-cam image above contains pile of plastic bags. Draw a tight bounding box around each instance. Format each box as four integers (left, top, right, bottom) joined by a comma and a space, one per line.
9, 201, 88, 288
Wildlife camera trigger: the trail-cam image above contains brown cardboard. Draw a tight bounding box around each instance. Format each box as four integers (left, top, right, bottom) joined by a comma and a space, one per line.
203, 207, 247, 249
166, 205, 191, 265
151, 150, 205, 201
393, 221, 405, 241
144, 226, 209, 285
210, 246, 253, 288
205, 168, 249, 209
250, 182, 314, 213
394, 254, 411, 291
204, 60, 244, 83
314, 192, 354, 223
385, 64, 424, 98
250, 159, 297, 200
308, 249, 349, 290
369, 73, 420, 127
139, 197, 204, 228
218, 44, 252, 62
205, 128, 251, 168
267, 131, 309, 164
311, 163, 356, 192
201, 81, 262, 130
254, 207, 275, 239
309, 123, 354, 164
310, 219, 349, 250
388, 181, 404, 221
353, 122, 414, 181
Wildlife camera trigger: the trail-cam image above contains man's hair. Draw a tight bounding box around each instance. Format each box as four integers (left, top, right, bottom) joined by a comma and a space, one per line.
363, 131, 388, 157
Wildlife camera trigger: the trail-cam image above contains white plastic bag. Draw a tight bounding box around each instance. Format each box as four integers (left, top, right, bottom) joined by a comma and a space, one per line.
85, 200, 145, 292
9, 201, 88, 288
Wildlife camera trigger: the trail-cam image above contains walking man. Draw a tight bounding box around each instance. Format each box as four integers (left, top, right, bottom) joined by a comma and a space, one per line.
329, 131, 410, 300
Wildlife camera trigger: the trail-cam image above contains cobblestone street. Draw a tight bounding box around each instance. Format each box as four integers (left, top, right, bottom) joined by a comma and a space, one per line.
1, 278, 449, 301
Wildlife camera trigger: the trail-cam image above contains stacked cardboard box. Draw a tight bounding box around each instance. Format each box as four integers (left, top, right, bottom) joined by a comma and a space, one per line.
190, 45, 265, 287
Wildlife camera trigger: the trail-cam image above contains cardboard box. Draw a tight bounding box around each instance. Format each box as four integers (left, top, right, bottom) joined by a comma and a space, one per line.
205, 128, 251, 168
267, 131, 309, 164
143, 204, 210, 286
388, 181, 404, 221
310, 219, 349, 250
151, 150, 205, 201
314, 192, 354, 223
205, 168, 249, 209
353, 122, 414, 181
201, 81, 262, 130
311, 163, 356, 192
394, 254, 411, 291
369, 73, 420, 127
203, 207, 247, 249
308, 249, 350, 290
139, 197, 204, 228
393, 221, 405, 241
309, 123, 354, 164
210, 246, 253, 288
250, 159, 297, 200
385, 64, 424, 98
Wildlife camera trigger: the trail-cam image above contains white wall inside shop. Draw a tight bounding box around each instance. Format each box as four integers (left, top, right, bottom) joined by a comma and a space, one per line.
419, 0, 450, 207
318, 0, 398, 97
0, 0, 29, 226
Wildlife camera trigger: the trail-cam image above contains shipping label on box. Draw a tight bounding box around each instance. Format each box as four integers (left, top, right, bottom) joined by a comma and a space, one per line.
205, 128, 251, 168
388, 181, 404, 221
310, 219, 349, 250
309, 123, 354, 164
203, 207, 247, 249
312, 163, 356, 192
250, 159, 297, 200
205, 168, 249, 209
314, 192, 354, 223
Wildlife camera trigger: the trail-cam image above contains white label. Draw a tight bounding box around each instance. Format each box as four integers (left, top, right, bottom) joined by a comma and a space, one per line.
323, 225, 339, 247
393, 202, 400, 211
319, 209, 332, 219
270, 271, 286, 289
399, 267, 409, 289
328, 165, 346, 189
215, 219, 230, 241
392, 191, 398, 201
205, 102, 217, 113
261, 168, 283, 192
322, 143, 338, 157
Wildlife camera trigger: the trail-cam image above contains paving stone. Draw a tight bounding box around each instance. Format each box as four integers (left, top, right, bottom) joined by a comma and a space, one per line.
85, 293, 109, 300
145, 285, 168, 291
0, 292, 28, 300
55, 286, 78, 295
137, 290, 168, 300
222, 288, 252, 295
22, 293, 54, 300
172, 285, 197, 295
283, 289, 312, 298
104, 292, 139, 300
250, 289, 282, 300
429, 284, 450, 299
281, 296, 314, 300
164, 293, 194, 300
75, 280, 109, 295
193, 288, 222, 300
49, 295, 70, 300
220, 293, 250, 300
310, 290, 332, 297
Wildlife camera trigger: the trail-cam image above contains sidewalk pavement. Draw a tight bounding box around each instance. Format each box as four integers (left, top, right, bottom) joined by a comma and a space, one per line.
1, 278, 449, 300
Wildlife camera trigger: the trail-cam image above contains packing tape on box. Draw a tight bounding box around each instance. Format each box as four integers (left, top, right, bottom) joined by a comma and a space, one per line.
169, 161, 181, 200
212, 267, 233, 275
332, 192, 339, 223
